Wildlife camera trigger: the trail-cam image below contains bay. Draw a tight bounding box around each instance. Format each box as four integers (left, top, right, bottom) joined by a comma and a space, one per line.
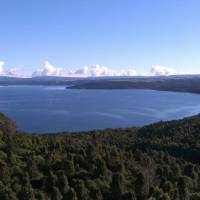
0, 85, 200, 133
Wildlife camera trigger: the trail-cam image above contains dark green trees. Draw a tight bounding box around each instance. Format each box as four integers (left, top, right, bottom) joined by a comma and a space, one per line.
0, 112, 200, 199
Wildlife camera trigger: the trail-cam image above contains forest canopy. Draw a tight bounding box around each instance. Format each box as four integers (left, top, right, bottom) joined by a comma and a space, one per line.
0, 113, 200, 199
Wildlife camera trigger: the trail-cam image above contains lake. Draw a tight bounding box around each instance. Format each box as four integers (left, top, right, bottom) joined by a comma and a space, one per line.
0, 85, 200, 133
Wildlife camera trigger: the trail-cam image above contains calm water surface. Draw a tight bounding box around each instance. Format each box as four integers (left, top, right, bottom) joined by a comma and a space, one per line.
0, 86, 200, 133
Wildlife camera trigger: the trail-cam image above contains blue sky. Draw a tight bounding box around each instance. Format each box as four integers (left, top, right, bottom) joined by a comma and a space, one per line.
0, 0, 200, 76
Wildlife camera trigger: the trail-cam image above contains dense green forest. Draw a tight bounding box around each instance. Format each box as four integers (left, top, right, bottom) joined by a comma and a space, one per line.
1, 112, 200, 200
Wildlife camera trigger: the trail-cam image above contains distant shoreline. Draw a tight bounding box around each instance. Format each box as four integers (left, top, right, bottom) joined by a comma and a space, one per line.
67, 79, 200, 95
1, 75, 200, 95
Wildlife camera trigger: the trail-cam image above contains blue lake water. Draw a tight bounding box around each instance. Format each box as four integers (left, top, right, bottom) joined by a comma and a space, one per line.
0, 85, 200, 133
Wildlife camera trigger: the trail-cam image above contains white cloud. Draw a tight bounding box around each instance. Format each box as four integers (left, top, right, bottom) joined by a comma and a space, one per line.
73, 64, 113, 77
90, 64, 111, 76
87, 65, 137, 77
115, 69, 138, 76
150, 65, 177, 76
0, 61, 5, 75
73, 66, 89, 76
6, 68, 29, 77
0, 61, 30, 77
32, 61, 66, 76
32, 62, 138, 77
0, 60, 179, 78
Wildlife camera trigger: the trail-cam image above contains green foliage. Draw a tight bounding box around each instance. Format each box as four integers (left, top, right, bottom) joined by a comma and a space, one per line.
0, 113, 200, 199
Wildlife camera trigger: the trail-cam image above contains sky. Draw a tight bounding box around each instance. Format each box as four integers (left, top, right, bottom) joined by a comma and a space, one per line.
0, 0, 200, 77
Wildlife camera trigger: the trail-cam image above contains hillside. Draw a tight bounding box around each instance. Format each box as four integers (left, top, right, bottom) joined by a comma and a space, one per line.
0, 113, 200, 199
68, 78, 200, 94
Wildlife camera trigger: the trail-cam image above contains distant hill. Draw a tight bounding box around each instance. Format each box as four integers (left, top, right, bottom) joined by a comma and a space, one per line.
0, 76, 88, 86
1, 74, 200, 87
2, 75, 200, 95
69, 77, 200, 94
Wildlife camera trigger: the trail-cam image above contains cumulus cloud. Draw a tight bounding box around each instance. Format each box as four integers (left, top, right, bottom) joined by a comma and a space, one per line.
74, 64, 138, 77
32, 62, 138, 77
73, 66, 89, 76
73, 64, 113, 77
1, 60, 179, 78
0, 61, 5, 75
6, 68, 29, 77
0, 61, 30, 77
150, 65, 177, 76
32, 61, 66, 77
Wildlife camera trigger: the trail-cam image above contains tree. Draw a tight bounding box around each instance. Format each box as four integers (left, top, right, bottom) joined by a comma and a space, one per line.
51, 186, 62, 200
45, 171, 57, 193
122, 191, 136, 200
63, 158, 75, 177
190, 192, 200, 200
95, 157, 107, 177
18, 174, 35, 200
0, 160, 10, 185
135, 172, 147, 200
65, 188, 78, 200
56, 170, 69, 195
111, 173, 124, 200
178, 177, 190, 200
73, 179, 88, 200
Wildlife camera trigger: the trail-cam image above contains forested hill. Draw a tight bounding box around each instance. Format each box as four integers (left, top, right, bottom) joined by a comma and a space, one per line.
1, 114, 200, 199
68, 78, 200, 94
